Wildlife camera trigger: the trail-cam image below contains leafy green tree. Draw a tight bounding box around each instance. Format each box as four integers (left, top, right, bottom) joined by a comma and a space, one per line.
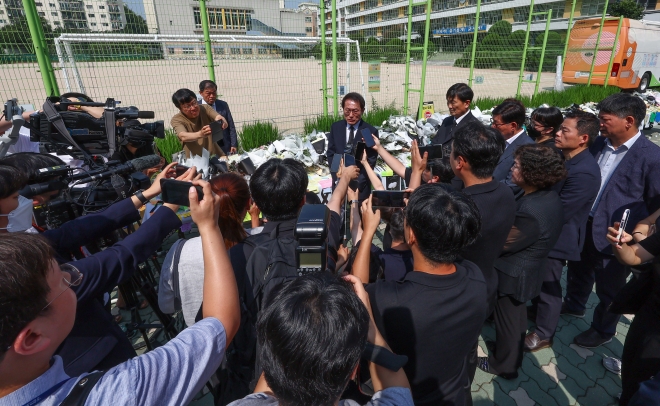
122, 5, 149, 34
608, 0, 645, 20
488, 20, 512, 37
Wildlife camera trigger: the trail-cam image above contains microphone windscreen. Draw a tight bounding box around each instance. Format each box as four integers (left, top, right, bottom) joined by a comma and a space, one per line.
130, 155, 161, 172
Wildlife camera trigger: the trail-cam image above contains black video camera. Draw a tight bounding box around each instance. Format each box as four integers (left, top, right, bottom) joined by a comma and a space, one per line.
29, 95, 164, 157
294, 204, 331, 276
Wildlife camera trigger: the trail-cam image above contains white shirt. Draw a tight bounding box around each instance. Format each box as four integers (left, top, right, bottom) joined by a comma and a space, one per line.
346, 120, 361, 144
454, 111, 470, 125
505, 130, 525, 148
590, 132, 642, 215
6, 126, 39, 155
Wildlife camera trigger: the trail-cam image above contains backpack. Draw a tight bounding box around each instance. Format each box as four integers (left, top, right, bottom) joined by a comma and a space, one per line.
215, 223, 302, 405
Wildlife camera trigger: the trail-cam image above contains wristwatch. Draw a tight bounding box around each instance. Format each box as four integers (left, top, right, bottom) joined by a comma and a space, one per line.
350, 200, 359, 205
133, 189, 149, 205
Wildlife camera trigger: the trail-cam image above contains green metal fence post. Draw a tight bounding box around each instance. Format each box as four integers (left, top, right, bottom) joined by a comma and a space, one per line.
23, 0, 59, 96
533, 10, 553, 95
587, 0, 610, 86
604, 16, 623, 88
320, 0, 328, 116
198, 0, 216, 82
331, 0, 339, 115
468, 0, 482, 87
562, 0, 577, 63
416, 0, 432, 119
403, 0, 414, 116
516, 0, 535, 98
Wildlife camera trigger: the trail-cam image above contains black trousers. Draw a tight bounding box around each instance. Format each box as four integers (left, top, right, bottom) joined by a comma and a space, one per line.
620, 304, 660, 405
564, 218, 629, 337
531, 257, 565, 340
489, 295, 527, 376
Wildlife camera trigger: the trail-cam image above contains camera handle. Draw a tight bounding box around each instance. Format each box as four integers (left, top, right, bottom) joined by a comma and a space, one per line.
0, 115, 24, 159
42, 99, 96, 167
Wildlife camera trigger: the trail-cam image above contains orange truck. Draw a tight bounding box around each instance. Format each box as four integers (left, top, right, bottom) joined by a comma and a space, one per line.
563, 18, 660, 92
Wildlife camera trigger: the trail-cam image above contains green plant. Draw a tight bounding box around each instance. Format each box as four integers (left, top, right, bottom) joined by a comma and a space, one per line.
154, 129, 183, 163
472, 85, 621, 111
609, 0, 645, 19
363, 98, 401, 125
238, 121, 280, 152
304, 114, 342, 133
489, 20, 513, 37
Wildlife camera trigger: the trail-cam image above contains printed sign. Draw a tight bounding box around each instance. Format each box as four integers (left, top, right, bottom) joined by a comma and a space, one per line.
421, 101, 434, 119
475, 76, 484, 84
432, 24, 487, 36
368, 61, 381, 92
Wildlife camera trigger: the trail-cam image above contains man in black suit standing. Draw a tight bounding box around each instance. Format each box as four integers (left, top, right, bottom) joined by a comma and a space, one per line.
326, 92, 379, 202
524, 110, 601, 352
199, 80, 238, 155
450, 122, 517, 390
431, 83, 480, 158
491, 99, 535, 195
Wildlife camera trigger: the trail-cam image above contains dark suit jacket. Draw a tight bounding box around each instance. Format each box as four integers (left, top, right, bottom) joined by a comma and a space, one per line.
495, 190, 564, 302
54, 199, 182, 375
590, 134, 660, 253
549, 149, 601, 261
461, 180, 516, 309
212, 99, 237, 154
327, 119, 379, 199
492, 131, 535, 195
431, 111, 480, 157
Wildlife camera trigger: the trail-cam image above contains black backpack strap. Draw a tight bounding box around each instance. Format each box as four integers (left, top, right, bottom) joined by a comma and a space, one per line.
60, 371, 105, 406
171, 239, 187, 310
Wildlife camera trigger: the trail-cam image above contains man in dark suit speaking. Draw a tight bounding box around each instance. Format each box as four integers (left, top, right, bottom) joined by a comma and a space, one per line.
326, 92, 379, 202
431, 83, 480, 157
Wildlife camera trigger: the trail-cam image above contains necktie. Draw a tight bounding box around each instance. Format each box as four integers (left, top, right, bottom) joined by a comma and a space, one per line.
348, 125, 355, 146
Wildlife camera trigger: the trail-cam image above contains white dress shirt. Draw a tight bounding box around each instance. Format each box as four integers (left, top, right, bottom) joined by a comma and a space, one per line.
454, 111, 470, 125
346, 120, 361, 143
505, 130, 525, 148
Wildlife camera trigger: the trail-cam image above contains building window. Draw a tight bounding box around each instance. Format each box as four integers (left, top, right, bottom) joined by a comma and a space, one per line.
347, 4, 360, 13
305, 27, 312, 32
258, 47, 268, 54
49, 2, 55, 7
231, 47, 241, 54
0, 19, 6, 23
99, 5, 104, 9
581, 0, 607, 16
383, 9, 397, 20
193, 7, 252, 31
168, 47, 175, 54
365, 13, 377, 23
35, 2, 42, 5
182, 47, 194, 54
88, 13, 94, 17
91, 22, 96, 26
51, 11, 56, 15
100, 14, 106, 18
365, 0, 378, 9
365, 28, 377, 37
305, 16, 311, 22
0, 10, 4, 14
102, 22, 108, 26
38, 11, 45, 16
53, 20, 60, 25
243, 47, 253, 54
86, 4, 92, 9
213, 47, 224, 54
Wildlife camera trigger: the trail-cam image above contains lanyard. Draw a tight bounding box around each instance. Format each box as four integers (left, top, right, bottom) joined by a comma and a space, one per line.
22, 379, 69, 406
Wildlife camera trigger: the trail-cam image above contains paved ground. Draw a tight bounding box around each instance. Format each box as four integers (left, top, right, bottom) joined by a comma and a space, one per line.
111, 127, 660, 406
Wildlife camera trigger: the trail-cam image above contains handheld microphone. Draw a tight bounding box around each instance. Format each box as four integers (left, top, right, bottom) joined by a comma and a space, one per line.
71, 155, 161, 185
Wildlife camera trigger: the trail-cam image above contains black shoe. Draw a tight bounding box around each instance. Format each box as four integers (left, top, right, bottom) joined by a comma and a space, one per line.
573, 328, 612, 349
476, 357, 519, 380
524, 332, 553, 352
560, 303, 586, 318
526, 305, 537, 321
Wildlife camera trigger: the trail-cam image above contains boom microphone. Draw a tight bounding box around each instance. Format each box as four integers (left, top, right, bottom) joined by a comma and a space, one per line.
71, 155, 161, 185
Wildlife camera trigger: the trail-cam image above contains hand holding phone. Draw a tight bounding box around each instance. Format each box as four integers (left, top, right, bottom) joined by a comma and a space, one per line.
361, 128, 376, 148
209, 121, 224, 145
161, 179, 204, 207
617, 209, 631, 245
371, 190, 411, 208
418, 145, 443, 160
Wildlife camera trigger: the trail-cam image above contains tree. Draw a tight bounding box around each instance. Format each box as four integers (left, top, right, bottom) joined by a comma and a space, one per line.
122, 5, 149, 34
0, 16, 55, 54
488, 20, 512, 37
608, 0, 645, 20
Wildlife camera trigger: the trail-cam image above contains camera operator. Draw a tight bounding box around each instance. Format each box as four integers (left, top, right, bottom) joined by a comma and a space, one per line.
171, 88, 228, 159
227, 273, 413, 406
0, 180, 241, 405
0, 156, 200, 374
357, 184, 487, 405
0, 109, 40, 155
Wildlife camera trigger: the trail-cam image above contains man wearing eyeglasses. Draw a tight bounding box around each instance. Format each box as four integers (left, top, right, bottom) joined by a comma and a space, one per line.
326, 92, 379, 202
171, 88, 228, 158
490, 99, 535, 195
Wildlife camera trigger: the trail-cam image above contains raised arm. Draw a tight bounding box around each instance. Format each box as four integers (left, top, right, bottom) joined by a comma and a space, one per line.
360, 149, 384, 191
372, 134, 407, 179
407, 140, 427, 191
189, 180, 240, 346
327, 161, 359, 215
607, 222, 656, 266
352, 196, 380, 284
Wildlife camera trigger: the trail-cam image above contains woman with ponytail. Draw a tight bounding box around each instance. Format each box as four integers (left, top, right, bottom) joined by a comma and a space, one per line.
158, 173, 252, 326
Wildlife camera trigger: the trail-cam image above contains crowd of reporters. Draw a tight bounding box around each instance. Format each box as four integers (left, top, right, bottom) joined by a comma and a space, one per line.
0, 83, 659, 406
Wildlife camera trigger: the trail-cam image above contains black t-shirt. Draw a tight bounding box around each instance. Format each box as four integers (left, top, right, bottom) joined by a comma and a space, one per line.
378, 247, 413, 281
640, 232, 660, 257
639, 232, 660, 317
366, 259, 488, 406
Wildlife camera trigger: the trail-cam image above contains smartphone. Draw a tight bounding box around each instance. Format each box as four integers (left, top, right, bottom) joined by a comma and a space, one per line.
617, 209, 631, 245
330, 154, 342, 173
361, 128, 375, 148
371, 190, 411, 208
175, 164, 190, 177
237, 156, 256, 176
343, 153, 356, 167
160, 179, 203, 207
418, 145, 444, 160
209, 121, 224, 146
354, 142, 367, 162
209, 156, 228, 173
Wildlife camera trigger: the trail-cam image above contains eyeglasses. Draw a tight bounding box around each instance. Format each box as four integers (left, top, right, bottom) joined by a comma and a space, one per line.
42, 263, 83, 312
344, 108, 362, 116
490, 119, 508, 128
180, 102, 199, 111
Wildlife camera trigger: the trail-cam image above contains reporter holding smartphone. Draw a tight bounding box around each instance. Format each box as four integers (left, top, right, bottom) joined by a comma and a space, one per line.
606, 213, 660, 405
